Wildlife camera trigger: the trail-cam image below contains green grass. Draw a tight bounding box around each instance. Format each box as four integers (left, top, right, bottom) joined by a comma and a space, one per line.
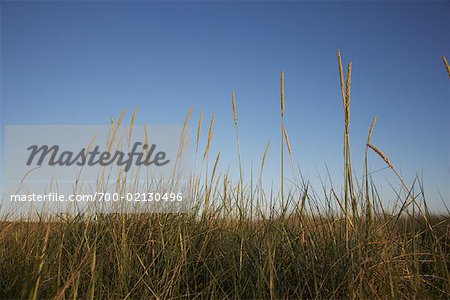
0, 213, 448, 299
0, 52, 448, 299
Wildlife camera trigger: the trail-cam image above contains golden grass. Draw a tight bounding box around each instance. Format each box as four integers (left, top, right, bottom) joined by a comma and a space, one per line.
203, 115, 215, 161
367, 143, 394, 170
280, 69, 285, 117
0, 52, 448, 299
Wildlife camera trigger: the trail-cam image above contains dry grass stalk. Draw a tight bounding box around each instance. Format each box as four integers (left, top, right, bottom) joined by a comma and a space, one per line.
171, 108, 193, 183
337, 51, 352, 132
443, 56, 450, 78
144, 123, 149, 156
192, 112, 203, 196
280, 69, 285, 210
283, 125, 293, 159
337, 50, 346, 108
178, 107, 193, 155
107, 109, 126, 151
232, 91, 238, 126
337, 50, 355, 241
364, 116, 377, 224
196, 111, 203, 154
203, 115, 215, 160
128, 107, 138, 145
231, 91, 244, 209
281, 70, 285, 117
283, 125, 301, 197
259, 143, 270, 184
367, 116, 377, 143
205, 152, 221, 209
345, 63, 352, 131
366, 143, 394, 170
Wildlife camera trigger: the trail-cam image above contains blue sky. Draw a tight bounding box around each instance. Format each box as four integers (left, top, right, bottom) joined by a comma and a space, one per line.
1, 1, 449, 211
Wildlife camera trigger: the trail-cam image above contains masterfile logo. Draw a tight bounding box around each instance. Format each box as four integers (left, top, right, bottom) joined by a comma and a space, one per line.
3, 125, 193, 214
25, 142, 170, 172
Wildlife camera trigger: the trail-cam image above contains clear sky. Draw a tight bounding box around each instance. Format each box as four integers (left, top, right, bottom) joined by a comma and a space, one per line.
1, 1, 449, 211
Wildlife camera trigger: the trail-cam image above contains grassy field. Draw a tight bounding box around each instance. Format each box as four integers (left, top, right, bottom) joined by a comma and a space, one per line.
0, 53, 449, 299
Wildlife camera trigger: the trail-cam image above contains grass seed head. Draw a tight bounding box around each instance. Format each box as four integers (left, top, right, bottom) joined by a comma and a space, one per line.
367, 143, 395, 170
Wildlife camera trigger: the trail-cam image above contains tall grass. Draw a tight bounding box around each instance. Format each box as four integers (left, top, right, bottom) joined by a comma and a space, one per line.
0, 53, 449, 299
280, 69, 286, 213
